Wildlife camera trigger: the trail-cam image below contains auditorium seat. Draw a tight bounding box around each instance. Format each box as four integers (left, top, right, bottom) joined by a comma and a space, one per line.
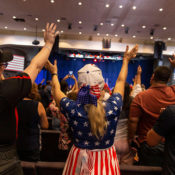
120, 165, 162, 175
21, 161, 37, 175
40, 130, 69, 162
35, 161, 65, 175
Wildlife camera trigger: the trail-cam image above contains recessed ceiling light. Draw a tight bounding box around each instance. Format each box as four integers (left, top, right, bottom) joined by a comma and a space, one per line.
42, 29, 45, 32
79, 21, 82, 24
35, 18, 39, 21
132, 35, 136, 38
61, 30, 64, 33
97, 33, 100, 36
132, 6, 136, 10
50, 0, 55, 3
78, 2, 82, 5
106, 34, 109, 36
119, 5, 123, 8
105, 4, 110, 8
121, 24, 125, 27
159, 8, 163, 12
79, 32, 82, 35
111, 23, 114, 26
150, 36, 154, 39
13, 16, 16, 19
168, 38, 172, 40
115, 34, 118, 37
4, 26, 8, 29
24, 27, 27, 30
142, 25, 146, 29
163, 27, 167, 30
100, 23, 103, 26
57, 19, 60, 22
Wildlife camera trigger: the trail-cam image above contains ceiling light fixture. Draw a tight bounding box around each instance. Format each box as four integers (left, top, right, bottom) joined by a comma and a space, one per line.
50, 0, 55, 3
97, 33, 100, 36
100, 23, 103, 26
24, 27, 27, 30
159, 8, 163, 12
79, 21, 82, 24
168, 38, 171, 40
79, 32, 82, 35
42, 29, 45, 32
106, 34, 109, 36
150, 36, 154, 39
4, 26, 8, 29
132, 6, 136, 10
142, 25, 146, 29
61, 30, 64, 33
132, 35, 136, 38
35, 18, 39, 21
105, 4, 110, 8
121, 24, 125, 27
115, 34, 118, 37
57, 19, 60, 22
13, 16, 16, 19
111, 23, 114, 26
119, 5, 123, 8
163, 27, 167, 30
78, 2, 82, 5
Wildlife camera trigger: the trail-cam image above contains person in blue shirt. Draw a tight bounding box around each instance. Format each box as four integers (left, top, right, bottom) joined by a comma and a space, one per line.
45, 45, 138, 175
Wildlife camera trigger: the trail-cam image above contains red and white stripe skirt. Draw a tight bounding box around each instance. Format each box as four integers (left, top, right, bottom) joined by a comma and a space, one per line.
63, 145, 120, 175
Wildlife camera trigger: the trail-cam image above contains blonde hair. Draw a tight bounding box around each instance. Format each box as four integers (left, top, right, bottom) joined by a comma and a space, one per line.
84, 99, 107, 139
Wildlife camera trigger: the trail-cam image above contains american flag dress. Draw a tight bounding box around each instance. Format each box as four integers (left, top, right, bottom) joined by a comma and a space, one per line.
60, 93, 122, 175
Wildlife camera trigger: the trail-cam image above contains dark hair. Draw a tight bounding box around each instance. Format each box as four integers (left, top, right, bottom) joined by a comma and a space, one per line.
27, 83, 41, 101
153, 66, 171, 83
123, 82, 132, 113
60, 80, 69, 94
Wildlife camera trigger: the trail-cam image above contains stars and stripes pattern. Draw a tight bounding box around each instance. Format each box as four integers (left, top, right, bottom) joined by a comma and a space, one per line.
62, 145, 120, 175
60, 93, 122, 150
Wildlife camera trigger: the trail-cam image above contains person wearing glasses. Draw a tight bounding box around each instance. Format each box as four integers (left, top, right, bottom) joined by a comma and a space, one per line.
0, 23, 58, 175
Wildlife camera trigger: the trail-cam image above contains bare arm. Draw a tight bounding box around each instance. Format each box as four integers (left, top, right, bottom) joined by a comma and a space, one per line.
113, 45, 138, 99
38, 102, 49, 129
45, 60, 66, 105
24, 23, 58, 84
70, 74, 78, 93
147, 129, 163, 146
169, 54, 175, 68
135, 65, 142, 85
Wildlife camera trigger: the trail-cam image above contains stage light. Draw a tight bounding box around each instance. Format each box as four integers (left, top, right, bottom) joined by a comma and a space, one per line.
93, 59, 97, 62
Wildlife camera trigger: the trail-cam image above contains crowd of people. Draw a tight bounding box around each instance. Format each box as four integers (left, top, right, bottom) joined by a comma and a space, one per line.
1, 22, 175, 175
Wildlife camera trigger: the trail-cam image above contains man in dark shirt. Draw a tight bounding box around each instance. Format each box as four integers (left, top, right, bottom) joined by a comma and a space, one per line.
147, 105, 175, 175
0, 23, 58, 175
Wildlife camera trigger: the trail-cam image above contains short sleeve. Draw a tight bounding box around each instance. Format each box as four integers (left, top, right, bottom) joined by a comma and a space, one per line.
105, 93, 123, 117
153, 105, 175, 137
60, 97, 77, 119
0, 72, 32, 105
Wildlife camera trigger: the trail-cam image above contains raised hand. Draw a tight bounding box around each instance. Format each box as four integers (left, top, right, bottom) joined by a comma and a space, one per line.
124, 45, 138, 62
169, 55, 175, 68
44, 23, 59, 45
137, 65, 142, 74
45, 60, 58, 75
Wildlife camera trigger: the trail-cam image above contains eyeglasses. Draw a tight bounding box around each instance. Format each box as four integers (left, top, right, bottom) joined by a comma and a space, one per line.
0, 62, 8, 68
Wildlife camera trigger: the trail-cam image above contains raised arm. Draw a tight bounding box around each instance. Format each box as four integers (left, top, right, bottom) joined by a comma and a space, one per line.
113, 45, 138, 98
24, 23, 58, 84
45, 60, 66, 105
70, 74, 78, 93
169, 54, 175, 68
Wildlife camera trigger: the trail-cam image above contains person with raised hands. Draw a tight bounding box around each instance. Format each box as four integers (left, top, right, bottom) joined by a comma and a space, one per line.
0, 23, 58, 175
45, 44, 138, 175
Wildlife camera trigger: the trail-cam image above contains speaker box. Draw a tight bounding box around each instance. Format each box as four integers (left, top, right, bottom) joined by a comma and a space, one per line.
102, 39, 111, 49
154, 41, 166, 59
